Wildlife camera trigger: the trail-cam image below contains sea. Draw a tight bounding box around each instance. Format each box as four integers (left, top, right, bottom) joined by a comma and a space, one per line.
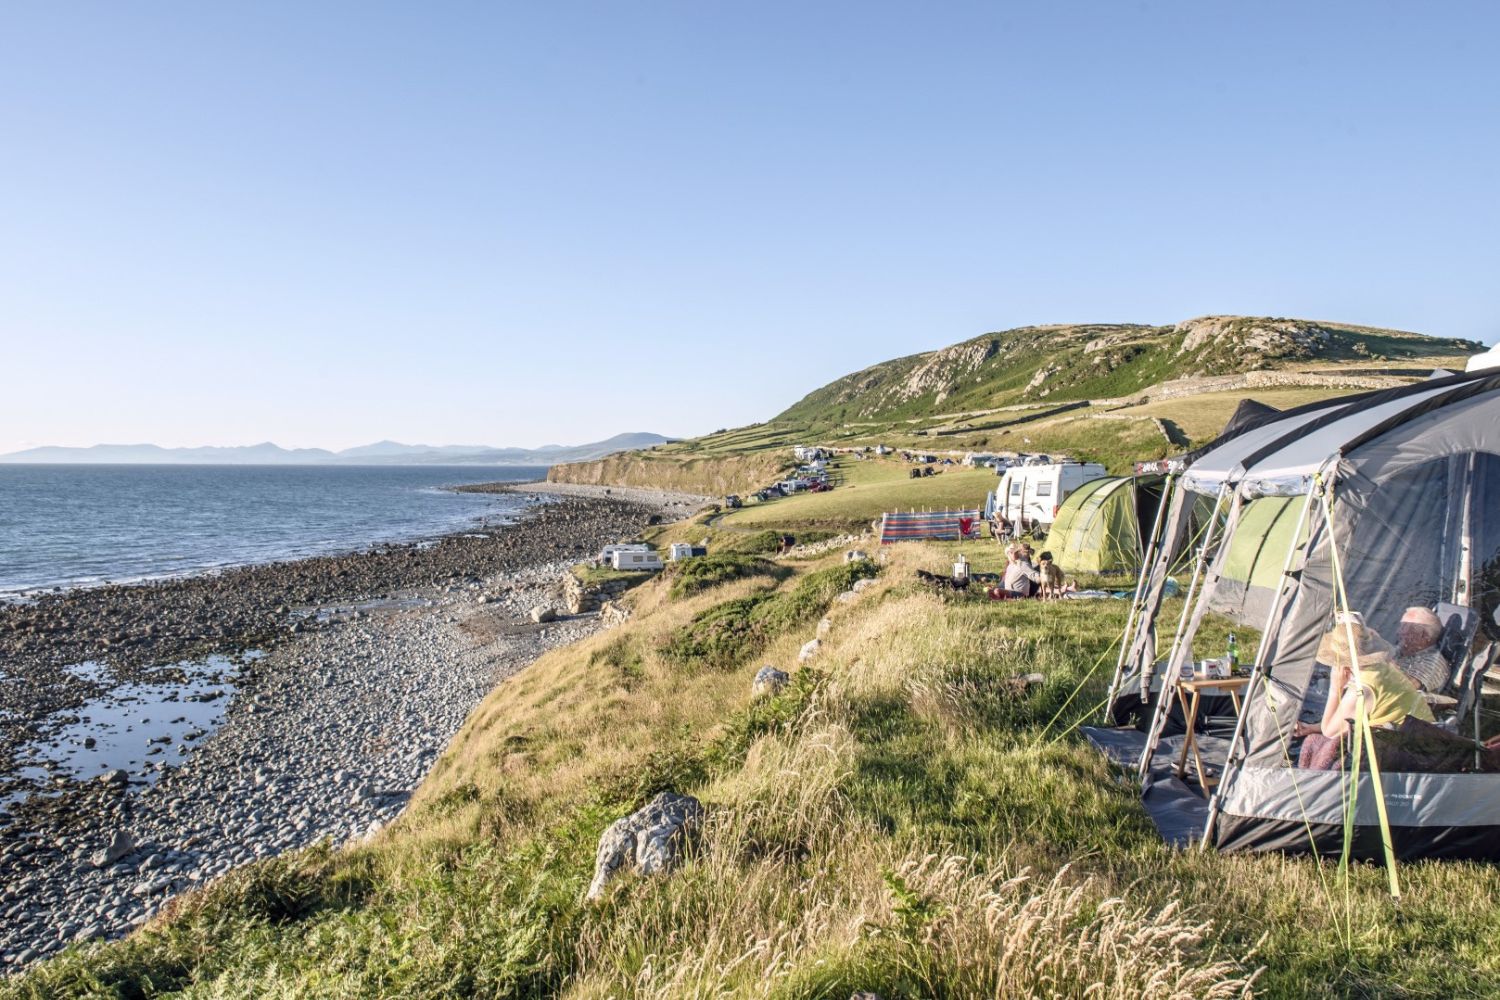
0, 464, 548, 599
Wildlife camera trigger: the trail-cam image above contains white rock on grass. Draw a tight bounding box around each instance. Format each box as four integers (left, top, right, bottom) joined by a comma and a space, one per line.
815, 617, 832, 639
751, 666, 789, 698
798, 639, 821, 662
586, 792, 703, 901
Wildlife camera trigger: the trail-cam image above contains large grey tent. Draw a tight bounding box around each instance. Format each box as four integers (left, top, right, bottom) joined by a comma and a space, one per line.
1105, 371, 1500, 861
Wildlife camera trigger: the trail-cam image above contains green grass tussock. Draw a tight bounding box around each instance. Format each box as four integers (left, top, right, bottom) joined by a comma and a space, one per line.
660, 561, 879, 670
664, 554, 791, 600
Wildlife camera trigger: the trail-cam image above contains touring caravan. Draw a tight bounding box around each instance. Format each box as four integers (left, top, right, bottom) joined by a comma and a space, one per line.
598, 542, 651, 566
609, 548, 663, 571
991, 462, 1107, 528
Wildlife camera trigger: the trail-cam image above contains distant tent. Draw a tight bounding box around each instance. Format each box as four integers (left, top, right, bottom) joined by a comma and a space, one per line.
1219, 398, 1281, 438
1047, 476, 1166, 574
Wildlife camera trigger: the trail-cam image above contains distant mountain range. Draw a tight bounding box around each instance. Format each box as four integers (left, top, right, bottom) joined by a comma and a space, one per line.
0, 433, 675, 466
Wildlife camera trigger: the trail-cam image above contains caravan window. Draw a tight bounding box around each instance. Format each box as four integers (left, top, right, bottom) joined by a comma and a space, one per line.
1009, 480, 1023, 497
1036, 481, 1054, 497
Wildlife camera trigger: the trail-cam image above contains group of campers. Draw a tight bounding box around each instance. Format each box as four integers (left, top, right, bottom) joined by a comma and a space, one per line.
1294, 607, 1499, 773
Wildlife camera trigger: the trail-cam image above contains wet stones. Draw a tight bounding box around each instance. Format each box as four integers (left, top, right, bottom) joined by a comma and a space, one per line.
0, 487, 695, 971
91, 830, 136, 868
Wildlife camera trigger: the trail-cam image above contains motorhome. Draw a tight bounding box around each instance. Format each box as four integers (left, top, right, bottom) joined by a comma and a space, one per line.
990, 462, 1108, 528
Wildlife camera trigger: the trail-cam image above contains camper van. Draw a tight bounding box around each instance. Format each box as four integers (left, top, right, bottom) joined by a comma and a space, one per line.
992, 462, 1107, 528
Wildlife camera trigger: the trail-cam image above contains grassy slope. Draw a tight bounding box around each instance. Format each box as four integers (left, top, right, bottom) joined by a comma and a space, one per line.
548, 315, 1477, 494
718, 457, 997, 533
15, 546, 1500, 998
775, 317, 1475, 427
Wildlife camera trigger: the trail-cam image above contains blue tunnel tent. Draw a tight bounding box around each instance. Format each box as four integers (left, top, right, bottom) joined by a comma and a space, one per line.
1096, 370, 1500, 861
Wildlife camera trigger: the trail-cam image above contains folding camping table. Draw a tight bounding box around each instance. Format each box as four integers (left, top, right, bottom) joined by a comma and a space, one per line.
1173, 675, 1250, 794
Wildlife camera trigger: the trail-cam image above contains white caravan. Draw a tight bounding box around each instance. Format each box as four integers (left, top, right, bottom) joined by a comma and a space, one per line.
992, 462, 1107, 527
609, 548, 663, 571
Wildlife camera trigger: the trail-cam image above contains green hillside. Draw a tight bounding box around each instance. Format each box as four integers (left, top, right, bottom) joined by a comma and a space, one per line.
776, 315, 1478, 426
549, 315, 1479, 485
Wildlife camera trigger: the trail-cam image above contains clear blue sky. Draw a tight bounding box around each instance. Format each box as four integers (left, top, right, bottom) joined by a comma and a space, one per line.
2, 1, 1496, 454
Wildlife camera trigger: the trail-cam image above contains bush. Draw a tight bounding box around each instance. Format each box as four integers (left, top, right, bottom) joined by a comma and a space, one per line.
588, 635, 645, 687
715, 530, 784, 555
665, 554, 789, 600
661, 561, 879, 670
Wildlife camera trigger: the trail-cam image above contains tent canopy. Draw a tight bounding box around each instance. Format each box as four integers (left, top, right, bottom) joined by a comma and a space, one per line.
1180, 394, 1371, 495
1216, 377, 1500, 857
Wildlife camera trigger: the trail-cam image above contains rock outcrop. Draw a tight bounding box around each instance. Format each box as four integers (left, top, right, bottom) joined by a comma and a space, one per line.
586, 792, 704, 901
752, 666, 789, 698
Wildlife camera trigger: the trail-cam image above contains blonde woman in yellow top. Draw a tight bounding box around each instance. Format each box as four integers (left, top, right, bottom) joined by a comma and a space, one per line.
1294, 620, 1433, 769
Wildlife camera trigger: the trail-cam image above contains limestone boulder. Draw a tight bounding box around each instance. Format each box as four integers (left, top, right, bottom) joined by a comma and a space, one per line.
751, 666, 790, 698
586, 792, 704, 901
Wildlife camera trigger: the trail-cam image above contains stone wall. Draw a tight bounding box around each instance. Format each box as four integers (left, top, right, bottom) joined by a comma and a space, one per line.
563, 572, 649, 614
1145, 370, 1409, 403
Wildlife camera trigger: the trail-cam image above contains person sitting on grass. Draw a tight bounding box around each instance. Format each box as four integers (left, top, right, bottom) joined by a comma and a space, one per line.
1002, 543, 1041, 598
1294, 618, 1434, 770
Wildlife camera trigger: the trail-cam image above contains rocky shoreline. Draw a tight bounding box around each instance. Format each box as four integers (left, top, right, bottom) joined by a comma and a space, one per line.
0, 483, 705, 972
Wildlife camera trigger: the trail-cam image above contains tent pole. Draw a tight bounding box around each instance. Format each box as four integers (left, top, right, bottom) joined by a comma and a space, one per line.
1106, 472, 1175, 721
1456, 452, 1476, 606
1199, 479, 1322, 850
1320, 482, 1401, 900
1138, 483, 1234, 781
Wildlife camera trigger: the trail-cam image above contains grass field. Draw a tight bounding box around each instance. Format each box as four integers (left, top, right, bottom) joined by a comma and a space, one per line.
1107, 387, 1368, 444
15, 543, 1497, 998
720, 457, 997, 532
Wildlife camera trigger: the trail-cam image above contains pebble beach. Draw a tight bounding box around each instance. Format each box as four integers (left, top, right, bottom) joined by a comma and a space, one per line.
0, 483, 707, 971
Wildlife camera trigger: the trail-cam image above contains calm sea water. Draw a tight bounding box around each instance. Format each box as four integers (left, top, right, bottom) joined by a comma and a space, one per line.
0, 464, 548, 598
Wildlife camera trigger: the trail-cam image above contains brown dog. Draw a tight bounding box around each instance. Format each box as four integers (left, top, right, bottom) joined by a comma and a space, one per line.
1037, 552, 1065, 599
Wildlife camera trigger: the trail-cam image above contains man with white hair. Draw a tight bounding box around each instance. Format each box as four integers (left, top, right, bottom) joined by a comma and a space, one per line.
1395, 607, 1449, 693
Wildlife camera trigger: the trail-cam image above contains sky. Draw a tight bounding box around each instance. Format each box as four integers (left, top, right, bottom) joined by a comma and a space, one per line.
2, 1, 1497, 454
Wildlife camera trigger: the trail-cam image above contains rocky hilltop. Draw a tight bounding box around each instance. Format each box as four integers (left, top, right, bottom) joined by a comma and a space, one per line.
776, 315, 1477, 425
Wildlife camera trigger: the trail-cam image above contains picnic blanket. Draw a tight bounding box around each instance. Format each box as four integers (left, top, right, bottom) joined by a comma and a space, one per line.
879, 509, 982, 544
